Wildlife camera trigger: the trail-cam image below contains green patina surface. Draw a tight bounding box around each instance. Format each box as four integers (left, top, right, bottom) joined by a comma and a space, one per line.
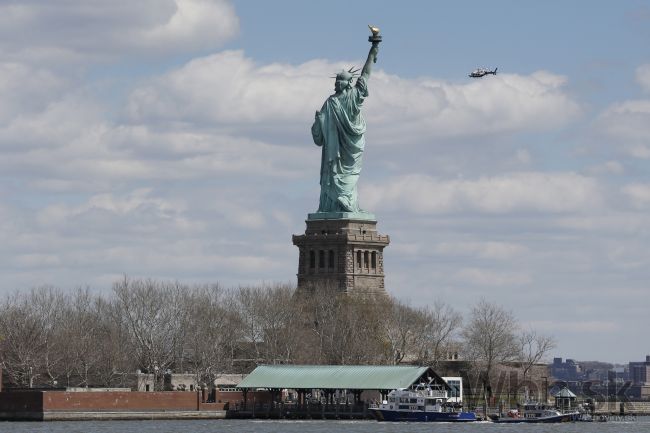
237, 365, 439, 390
554, 387, 577, 398
310, 29, 381, 218
307, 210, 376, 221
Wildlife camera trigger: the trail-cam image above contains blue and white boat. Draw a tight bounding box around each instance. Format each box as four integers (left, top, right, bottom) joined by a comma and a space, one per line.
488, 403, 581, 423
374, 384, 477, 422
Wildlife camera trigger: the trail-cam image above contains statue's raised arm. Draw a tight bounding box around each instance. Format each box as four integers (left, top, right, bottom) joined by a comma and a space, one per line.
360, 25, 381, 83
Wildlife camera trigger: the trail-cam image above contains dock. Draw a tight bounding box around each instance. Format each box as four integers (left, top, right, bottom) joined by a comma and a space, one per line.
227, 402, 372, 420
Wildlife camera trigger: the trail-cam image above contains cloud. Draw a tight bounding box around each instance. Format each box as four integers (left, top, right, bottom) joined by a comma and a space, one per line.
553, 213, 650, 234
127, 50, 333, 127
636, 64, 650, 92
0, 62, 69, 123
101, 125, 314, 180
367, 70, 581, 143
0, 89, 104, 153
126, 52, 581, 145
596, 99, 650, 159
527, 320, 622, 334
0, 87, 314, 193
586, 160, 624, 175
514, 149, 532, 165
362, 172, 602, 215
0, 0, 239, 64
35, 189, 192, 235
0, 186, 296, 292
622, 183, 650, 209
138, 0, 239, 52
453, 268, 532, 287
434, 241, 528, 260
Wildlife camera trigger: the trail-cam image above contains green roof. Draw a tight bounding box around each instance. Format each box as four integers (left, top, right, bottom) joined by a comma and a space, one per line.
554, 387, 577, 398
237, 365, 447, 390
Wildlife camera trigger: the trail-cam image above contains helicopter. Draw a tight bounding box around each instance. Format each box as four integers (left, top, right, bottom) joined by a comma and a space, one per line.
469, 67, 497, 78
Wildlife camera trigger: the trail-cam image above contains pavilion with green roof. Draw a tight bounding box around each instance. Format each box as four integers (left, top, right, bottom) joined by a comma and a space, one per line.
553, 386, 577, 411
237, 365, 449, 405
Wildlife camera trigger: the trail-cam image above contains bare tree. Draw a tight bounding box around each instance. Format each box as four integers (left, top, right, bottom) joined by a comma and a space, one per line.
376, 298, 462, 367
0, 295, 41, 387
113, 277, 188, 390
92, 296, 135, 387
414, 301, 463, 367
518, 328, 556, 401
181, 284, 242, 386
299, 283, 342, 364
297, 284, 373, 365
519, 329, 555, 379
461, 299, 520, 404
0, 277, 505, 389
232, 286, 267, 364
255, 284, 301, 364
379, 299, 423, 365
56, 288, 107, 387
0, 288, 65, 388
340, 295, 384, 364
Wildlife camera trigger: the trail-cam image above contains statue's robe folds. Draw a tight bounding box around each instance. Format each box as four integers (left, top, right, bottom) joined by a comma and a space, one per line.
311, 77, 368, 213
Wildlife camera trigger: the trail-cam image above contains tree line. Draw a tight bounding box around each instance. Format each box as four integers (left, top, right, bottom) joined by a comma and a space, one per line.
0, 277, 554, 398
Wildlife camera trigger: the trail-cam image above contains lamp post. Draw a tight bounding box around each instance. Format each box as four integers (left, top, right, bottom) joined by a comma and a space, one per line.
0, 335, 4, 393
153, 364, 159, 392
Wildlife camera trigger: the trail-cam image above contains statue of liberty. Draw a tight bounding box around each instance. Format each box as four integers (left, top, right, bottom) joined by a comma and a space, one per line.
310, 27, 381, 219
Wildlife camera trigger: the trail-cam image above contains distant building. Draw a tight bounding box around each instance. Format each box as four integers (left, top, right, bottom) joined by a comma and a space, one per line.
213, 374, 245, 392
134, 371, 199, 392
550, 358, 583, 381
164, 373, 198, 391
610, 366, 629, 383
136, 372, 154, 392
629, 355, 650, 385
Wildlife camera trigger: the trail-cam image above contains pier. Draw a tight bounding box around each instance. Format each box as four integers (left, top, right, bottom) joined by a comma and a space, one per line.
227, 402, 371, 420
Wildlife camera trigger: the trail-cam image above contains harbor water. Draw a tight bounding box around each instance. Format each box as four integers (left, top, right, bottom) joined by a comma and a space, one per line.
0, 419, 648, 433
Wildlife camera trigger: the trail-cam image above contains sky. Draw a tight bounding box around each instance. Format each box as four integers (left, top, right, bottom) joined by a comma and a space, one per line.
1, 0, 649, 364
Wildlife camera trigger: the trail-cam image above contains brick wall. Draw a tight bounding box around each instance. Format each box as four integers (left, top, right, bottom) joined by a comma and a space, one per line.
198, 402, 226, 411
1, 390, 227, 414
0, 391, 43, 413
43, 391, 199, 411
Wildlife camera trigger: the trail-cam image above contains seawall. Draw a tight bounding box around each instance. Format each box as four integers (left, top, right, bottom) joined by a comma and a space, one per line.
0, 390, 226, 421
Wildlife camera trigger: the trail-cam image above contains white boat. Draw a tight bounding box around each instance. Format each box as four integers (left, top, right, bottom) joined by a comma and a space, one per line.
374, 384, 476, 422
489, 403, 581, 423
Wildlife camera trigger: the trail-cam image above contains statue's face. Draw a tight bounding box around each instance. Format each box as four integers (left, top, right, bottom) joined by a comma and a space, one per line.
335, 79, 352, 93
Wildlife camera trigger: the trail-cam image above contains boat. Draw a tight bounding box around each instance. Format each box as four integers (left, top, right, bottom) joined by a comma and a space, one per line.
374, 384, 477, 422
489, 403, 581, 423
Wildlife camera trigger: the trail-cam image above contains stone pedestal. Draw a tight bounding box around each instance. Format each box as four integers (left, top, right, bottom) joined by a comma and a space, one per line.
292, 219, 389, 296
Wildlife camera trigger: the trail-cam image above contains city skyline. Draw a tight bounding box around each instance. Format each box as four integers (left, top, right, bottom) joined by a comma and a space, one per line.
0, 0, 649, 363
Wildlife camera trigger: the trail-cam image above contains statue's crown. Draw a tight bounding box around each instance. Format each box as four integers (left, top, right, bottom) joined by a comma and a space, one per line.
334, 67, 360, 82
